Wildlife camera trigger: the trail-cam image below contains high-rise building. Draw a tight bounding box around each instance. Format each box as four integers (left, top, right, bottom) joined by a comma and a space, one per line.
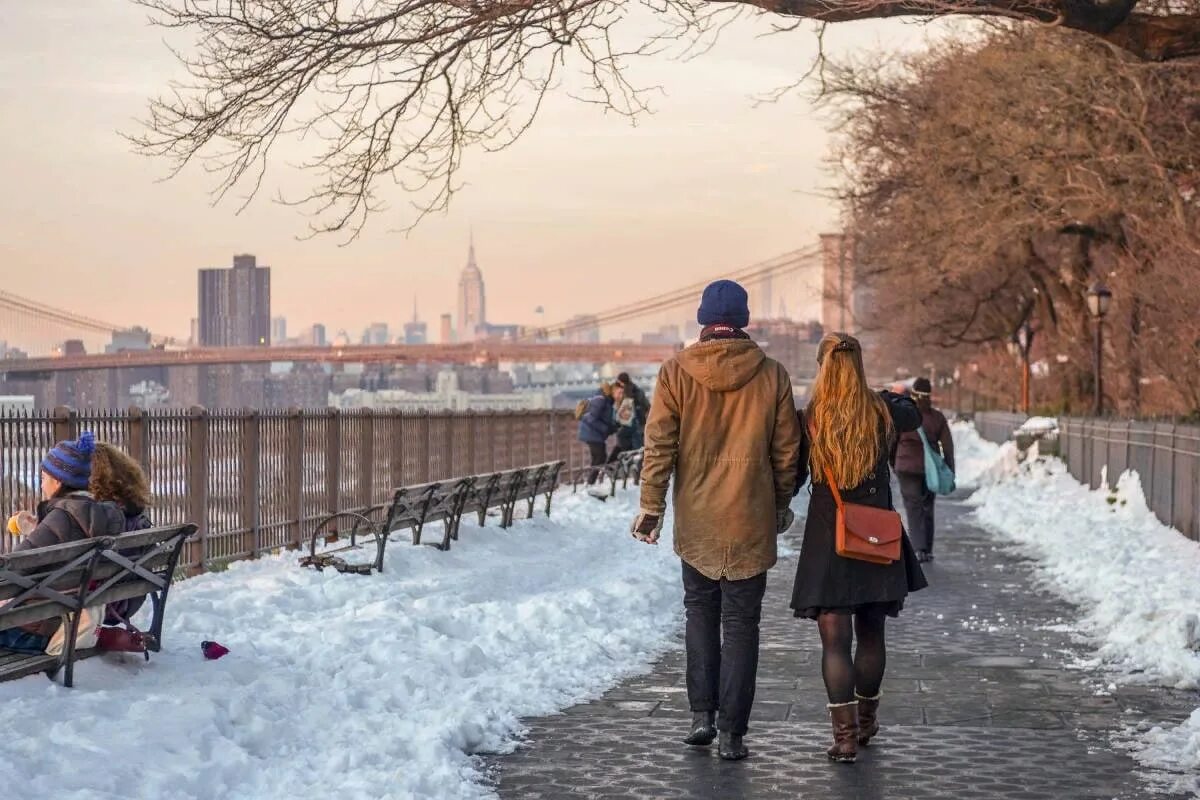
362, 322, 390, 345
198, 254, 271, 347
456, 235, 486, 342
302, 323, 327, 347
271, 316, 287, 345
440, 313, 454, 344
403, 297, 428, 345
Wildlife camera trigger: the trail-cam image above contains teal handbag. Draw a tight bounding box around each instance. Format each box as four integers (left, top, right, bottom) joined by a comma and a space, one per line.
917, 427, 956, 495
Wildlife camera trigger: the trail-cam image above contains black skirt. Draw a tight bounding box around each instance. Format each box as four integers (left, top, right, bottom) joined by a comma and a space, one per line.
790, 482, 927, 619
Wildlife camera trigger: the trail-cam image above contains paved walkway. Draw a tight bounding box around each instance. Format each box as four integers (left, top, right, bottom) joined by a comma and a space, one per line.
490, 493, 1199, 799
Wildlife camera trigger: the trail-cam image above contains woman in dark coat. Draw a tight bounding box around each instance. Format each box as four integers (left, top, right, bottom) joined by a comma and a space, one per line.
577, 382, 622, 486
891, 377, 955, 563
790, 334, 926, 764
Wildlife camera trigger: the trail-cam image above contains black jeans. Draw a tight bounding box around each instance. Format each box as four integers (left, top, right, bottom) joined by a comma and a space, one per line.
682, 561, 768, 736
898, 472, 936, 554
585, 442, 608, 485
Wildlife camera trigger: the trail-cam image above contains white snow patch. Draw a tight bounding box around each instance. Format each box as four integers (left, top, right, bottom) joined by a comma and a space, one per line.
955, 423, 1200, 795
0, 488, 683, 800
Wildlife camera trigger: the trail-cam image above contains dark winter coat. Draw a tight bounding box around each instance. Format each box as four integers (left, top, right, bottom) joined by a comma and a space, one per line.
623, 381, 650, 450
15, 491, 125, 553
892, 406, 955, 475
104, 506, 154, 625
13, 491, 124, 636
790, 391, 929, 618
577, 394, 617, 444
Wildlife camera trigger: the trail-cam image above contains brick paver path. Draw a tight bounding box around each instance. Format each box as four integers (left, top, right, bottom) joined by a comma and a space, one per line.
490, 494, 1198, 799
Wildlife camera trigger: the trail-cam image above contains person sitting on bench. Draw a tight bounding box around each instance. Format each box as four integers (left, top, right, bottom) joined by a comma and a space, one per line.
1, 432, 124, 653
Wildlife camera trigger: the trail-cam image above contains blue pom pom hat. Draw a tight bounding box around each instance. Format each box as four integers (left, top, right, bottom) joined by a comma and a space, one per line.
41, 431, 96, 490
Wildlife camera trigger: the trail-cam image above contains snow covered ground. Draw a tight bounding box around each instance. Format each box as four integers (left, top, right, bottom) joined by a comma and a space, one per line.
954, 421, 1200, 796
0, 488, 683, 800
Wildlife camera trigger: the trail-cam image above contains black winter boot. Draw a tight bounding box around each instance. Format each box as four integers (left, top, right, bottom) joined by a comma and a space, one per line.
718, 732, 750, 761
683, 711, 717, 746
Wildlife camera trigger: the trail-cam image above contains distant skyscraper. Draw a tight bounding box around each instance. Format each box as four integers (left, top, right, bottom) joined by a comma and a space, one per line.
362, 322, 389, 345
198, 254, 271, 347
271, 316, 287, 345
404, 297, 428, 345
440, 313, 454, 344
304, 323, 327, 347
456, 235, 486, 342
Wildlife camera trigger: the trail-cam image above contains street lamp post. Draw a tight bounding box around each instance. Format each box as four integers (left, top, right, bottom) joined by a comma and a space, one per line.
1087, 283, 1113, 416
1014, 320, 1035, 414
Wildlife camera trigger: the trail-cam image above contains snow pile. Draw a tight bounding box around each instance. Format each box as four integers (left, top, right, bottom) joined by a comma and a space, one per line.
1124, 709, 1200, 796
1015, 416, 1059, 436
948, 420, 1009, 489
954, 424, 1200, 792
0, 489, 682, 800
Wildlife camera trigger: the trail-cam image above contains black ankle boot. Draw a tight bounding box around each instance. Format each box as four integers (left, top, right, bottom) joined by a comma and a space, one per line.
718, 732, 750, 761
683, 711, 717, 746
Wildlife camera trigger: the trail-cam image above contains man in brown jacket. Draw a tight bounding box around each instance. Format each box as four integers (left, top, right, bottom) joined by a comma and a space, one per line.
632, 280, 802, 761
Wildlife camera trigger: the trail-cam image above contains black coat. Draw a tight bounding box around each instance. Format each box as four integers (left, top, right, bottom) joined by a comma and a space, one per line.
892, 406, 955, 475
16, 491, 125, 552
790, 391, 928, 618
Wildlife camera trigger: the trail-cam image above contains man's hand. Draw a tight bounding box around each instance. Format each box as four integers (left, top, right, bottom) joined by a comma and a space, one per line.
630, 510, 663, 544
776, 508, 795, 535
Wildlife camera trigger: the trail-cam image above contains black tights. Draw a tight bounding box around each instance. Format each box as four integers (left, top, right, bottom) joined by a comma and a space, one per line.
816, 610, 887, 704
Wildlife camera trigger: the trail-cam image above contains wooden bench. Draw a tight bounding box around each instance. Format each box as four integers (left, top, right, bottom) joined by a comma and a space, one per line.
384, 477, 476, 551
0, 523, 193, 687
517, 460, 565, 521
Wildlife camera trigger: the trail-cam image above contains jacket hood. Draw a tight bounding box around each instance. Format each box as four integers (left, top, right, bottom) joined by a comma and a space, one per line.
676, 339, 766, 392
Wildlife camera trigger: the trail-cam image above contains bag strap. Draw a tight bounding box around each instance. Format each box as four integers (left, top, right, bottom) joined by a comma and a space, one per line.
807, 420, 846, 512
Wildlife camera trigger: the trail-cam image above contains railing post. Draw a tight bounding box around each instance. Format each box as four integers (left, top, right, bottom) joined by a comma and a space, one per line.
127, 405, 150, 472
444, 412, 454, 478
360, 411, 374, 511
241, 409, 261, 557
466, 411, 478, 474
326, 408, 341, 517
286, 408, 303, 550
420, 411, 432, 482
390, 412, 404, 490
51, 405, 76, 443
187, 406, 210, 569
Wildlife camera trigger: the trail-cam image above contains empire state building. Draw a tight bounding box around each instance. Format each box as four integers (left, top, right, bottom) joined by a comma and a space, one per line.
457, 236, 486, 342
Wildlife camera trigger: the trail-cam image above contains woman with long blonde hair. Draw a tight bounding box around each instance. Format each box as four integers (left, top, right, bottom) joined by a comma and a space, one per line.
790, 333, 926, 764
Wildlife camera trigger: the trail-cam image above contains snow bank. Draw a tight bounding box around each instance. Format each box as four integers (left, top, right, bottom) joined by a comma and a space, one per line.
955, 424, 1200, 792
0, 489, 682, 800
948, 420, 1006, 489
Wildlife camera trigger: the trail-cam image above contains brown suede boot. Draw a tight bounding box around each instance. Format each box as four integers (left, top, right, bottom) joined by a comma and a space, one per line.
856, 692, 881, 746
826, 701, 859, 763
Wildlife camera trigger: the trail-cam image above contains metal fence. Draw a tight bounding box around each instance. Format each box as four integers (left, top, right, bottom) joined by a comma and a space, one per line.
1059, 418, 1200, 543
0, 407, 584, 568
971, 411, 1200, 543
968, 412, 1029, 446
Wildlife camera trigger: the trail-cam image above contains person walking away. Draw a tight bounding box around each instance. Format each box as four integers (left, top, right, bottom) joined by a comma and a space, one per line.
90, 442, 155, 624
891, 377, 955, 563
578, 382, 621, 489
633, 280, 801, 761
790, 334, 927, 764
0, 432, 124, 653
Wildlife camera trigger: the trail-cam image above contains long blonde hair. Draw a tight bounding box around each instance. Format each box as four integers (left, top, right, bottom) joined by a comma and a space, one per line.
806, 333, 892, 488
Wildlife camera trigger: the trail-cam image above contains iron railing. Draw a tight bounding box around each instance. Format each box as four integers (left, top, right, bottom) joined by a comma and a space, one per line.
971, 411, 1200, 543
0, 407, 584, 568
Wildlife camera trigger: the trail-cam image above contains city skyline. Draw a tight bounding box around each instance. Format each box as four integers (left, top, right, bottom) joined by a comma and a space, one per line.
0, 3, 941, 343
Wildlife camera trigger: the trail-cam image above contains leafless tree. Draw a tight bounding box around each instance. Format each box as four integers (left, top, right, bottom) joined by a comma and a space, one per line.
824, 28, 1200, 414
132, 0, 1200, 238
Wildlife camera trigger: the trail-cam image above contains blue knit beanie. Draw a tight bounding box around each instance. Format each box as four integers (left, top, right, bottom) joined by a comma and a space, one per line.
697, 280, 750, 329
42, 431, 96, 490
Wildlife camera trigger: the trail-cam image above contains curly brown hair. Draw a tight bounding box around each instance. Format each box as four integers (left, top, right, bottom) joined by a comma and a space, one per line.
90, 442, 151, 512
